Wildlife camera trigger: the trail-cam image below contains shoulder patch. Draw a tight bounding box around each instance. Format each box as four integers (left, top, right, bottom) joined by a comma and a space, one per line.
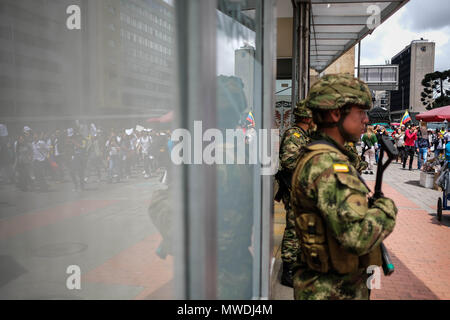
293, 133, 301, 138
333, 163, 349, 173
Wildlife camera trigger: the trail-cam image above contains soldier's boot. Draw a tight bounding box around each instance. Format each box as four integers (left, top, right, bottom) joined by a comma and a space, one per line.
280, 262, 294, 288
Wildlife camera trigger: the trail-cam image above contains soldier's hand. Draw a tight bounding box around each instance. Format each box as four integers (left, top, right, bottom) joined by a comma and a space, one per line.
371, 197, 397, 219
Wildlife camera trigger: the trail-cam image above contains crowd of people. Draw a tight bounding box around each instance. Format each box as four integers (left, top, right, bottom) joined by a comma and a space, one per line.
0, 124, 172, 192
359, 122, 450, 173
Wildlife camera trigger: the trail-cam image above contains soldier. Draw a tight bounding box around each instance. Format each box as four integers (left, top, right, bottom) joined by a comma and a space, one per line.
276, 101, 313, 287
290, 74, 397, 300
345, 141, 368, 175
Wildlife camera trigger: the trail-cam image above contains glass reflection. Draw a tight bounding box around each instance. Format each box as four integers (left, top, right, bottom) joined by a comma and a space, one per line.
216, 0, 259, 299
0, 0, 176, 299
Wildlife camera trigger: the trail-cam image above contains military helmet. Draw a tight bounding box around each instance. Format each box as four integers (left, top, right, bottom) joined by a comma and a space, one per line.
306, 74, 372, 111
293, 100, 313, 118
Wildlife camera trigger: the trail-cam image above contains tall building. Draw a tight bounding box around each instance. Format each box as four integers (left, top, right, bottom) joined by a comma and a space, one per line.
0, 0, 175, 125
235, 44, 255, 110
390, 39, 435, 121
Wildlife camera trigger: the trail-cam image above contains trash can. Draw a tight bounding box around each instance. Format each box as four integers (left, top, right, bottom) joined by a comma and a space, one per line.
420, 171, 435, 189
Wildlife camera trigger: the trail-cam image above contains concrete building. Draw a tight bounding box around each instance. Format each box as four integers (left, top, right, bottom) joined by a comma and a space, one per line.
390, 39, 435, 121
373, 90, 390, 110
0, 0, 175, 125
235, 44, 255, 110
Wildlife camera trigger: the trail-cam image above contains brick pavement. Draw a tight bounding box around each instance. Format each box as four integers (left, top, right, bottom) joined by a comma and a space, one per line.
272, 158, 450, 300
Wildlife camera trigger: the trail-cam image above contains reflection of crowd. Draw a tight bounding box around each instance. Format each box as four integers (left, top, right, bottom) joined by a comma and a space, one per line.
0, 125, 172, 192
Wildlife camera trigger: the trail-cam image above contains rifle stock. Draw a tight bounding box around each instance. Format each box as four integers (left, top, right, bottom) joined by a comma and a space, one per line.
372, 135, 398, 276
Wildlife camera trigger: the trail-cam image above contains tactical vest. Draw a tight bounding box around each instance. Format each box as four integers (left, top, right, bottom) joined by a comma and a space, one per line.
292, 142, 382, 274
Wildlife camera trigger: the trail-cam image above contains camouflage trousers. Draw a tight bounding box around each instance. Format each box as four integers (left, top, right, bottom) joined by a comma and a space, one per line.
293, 268, 370, 300
281, 193, 299, 265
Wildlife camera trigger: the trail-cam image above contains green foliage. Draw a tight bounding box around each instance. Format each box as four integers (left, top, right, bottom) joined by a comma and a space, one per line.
421, 69, 450, 110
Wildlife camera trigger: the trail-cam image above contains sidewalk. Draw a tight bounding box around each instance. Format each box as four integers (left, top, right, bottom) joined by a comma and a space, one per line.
272, 160, 450, 300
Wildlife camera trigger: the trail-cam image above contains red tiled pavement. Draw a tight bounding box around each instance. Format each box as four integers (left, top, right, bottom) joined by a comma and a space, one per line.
82, 234, 174, 300
0, 200, 117, 240
365, 181, 450, 300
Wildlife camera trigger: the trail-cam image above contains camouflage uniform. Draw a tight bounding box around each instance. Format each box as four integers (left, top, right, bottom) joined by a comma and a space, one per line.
345, 142, 368, 174
291, 74, 398, 300
279, 103, 312, 266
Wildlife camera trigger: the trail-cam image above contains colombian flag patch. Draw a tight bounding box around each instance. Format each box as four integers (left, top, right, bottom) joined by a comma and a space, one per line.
333, 164, 349, 173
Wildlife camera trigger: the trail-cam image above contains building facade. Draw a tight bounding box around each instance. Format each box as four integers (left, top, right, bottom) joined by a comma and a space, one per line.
0, 0, 175, 126
390, 39, 435, 121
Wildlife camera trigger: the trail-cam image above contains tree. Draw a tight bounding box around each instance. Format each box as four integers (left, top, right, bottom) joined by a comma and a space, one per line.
421, 70, 450, 110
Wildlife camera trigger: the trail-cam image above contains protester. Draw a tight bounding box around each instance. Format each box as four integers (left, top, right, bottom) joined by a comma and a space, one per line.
415, 131, 430, 170
31, 132, 50, 191
403, 125, 417, 171
106, 131, 121, 183
66, 128, 87, 191
361, 125, 377, 174
394, 127, 405, 164
433, 129, 445, 159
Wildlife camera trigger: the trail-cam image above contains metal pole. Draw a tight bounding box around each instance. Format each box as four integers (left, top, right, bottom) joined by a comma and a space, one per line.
175, 0, 217, 300
357, 41, 361, 79
291, 0, 299, 124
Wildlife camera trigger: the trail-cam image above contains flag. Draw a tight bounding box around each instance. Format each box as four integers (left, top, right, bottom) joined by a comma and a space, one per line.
400, 110, 411, 125
246, 112, 255, 127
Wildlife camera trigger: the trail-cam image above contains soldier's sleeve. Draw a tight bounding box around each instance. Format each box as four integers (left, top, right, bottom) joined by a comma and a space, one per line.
280, 130, 307, 171
299, 153, 397, 256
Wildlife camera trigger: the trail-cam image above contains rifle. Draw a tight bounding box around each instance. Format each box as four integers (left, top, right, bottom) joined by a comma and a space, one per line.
274, 169, 291, 202
370, 135, 398, 276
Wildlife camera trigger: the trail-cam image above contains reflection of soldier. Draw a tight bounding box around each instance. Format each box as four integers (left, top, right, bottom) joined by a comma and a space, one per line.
291, 74, 397, 300
216, 75, 253, 299
275, 101, 313, 288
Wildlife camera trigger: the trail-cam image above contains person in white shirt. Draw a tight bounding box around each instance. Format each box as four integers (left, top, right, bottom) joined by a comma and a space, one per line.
32, 132, 50, 191
138, 131, 152, 178
106, 131, 121, 183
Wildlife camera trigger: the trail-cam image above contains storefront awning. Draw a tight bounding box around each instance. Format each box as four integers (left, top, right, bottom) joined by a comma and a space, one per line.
308, 0, 410, 72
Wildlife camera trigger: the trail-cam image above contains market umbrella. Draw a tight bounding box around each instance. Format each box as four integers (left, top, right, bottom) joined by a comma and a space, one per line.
415, 105, 450, 122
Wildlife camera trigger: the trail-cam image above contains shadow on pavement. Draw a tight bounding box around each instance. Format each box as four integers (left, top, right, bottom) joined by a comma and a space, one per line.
371, 251, 440, 300
428, 212, 450, 227
403, 180, 423, 188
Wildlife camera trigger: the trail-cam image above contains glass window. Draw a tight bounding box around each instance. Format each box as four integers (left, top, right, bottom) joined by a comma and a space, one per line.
215, 0, 267, 299
0, 0, 178, 300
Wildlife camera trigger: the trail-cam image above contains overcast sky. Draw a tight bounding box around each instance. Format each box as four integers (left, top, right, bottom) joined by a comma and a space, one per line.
360, 0, 450, 71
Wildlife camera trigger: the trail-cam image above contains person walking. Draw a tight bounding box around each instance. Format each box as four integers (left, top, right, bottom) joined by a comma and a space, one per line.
137, 130, 152, 178
66, 129, 87, 191
416, 127, 430, 171
106, 131, 121, 183
361, 126, 377, 174
290, 74, 397, 300
31, 132, 50, 191
394, 128, 406, 164
403, 125, 417, 170
433, 130, 445, 159
15, 135, 33, 191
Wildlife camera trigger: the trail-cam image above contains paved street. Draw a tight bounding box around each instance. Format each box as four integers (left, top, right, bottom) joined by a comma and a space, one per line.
0, 172, 174, 300
2, 154, 449, 300
272, 157, 450, 300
